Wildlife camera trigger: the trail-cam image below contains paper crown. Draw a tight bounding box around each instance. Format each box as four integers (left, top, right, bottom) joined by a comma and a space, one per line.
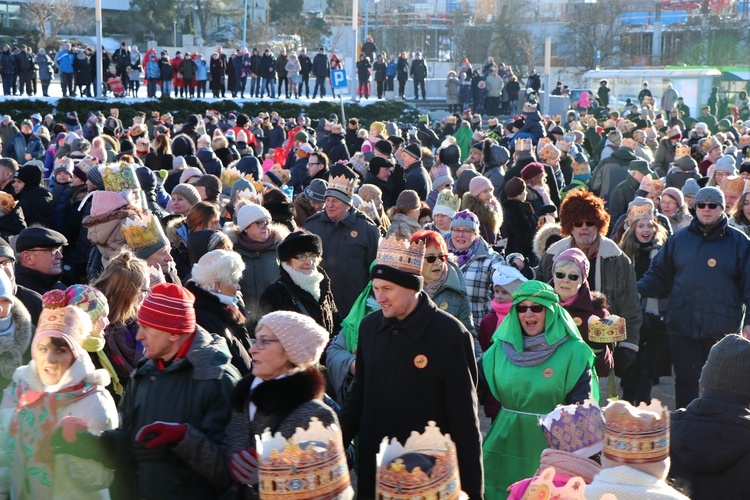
376, 236, 425, 275
37, 306, 88, 342
435, 190, 461, 214
536, 137, 553, 154
572, 160, 590, 176
701, 136, 722, 154
327, 175, 357, 198
522, 467, 587, 500
220, 165, 243, 187
556, 139, 572, 153
121, 212, 167, 252
376, 421, 462, 500
587, 315, 627, 343
627, 202, 655, 226
540, 400, 605, 458
674, 143, 690, 159
539, 144, 561, 164
256, 417, 351, 499
235, 188, 263, 207
515, 138, 533, 153
721, 175, 746, 196
148, 265, 166, 288
101, 162, 140, 193
0, 191, 16, 215
603, 399, 669, 464
639, 177, 664, 196
620, 138, 638, 150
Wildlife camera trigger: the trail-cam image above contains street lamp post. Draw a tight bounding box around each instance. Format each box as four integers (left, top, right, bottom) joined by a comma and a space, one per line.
242, 0, 248, 49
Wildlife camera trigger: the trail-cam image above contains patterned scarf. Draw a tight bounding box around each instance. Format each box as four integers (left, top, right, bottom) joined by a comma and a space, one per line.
502, 333, 568, 367
451, 238, 480, 266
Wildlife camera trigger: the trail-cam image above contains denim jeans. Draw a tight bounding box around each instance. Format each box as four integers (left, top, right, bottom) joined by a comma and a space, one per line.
161, 80, 173, 96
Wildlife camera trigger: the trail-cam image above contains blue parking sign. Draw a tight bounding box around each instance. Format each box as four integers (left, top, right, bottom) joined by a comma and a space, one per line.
331, 69, 348, 89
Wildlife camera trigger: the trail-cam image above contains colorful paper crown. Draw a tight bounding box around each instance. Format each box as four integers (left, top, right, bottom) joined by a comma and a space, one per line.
627, 203, 654, 226
220, 165, 243, 187
540, 400, 605, 458
587, 315, 627, 343
101, 162, 140, 193
721, 175, 746, 196
376, 421, 462, 500
522, 467, 587, 500
121, 212, 167, 252
639, 177, 664, 196
536, 137, 553, 154
515, 138, 533, 153
37, 306, 88, 342
539, 144, 561, 164
0, 191, 16, 215
256, 417, 351, 499
328, 175, 357, 198
603, 399, 669, 464
572, 160, 590, 176
435, 190, 461, 214
701, 136, 722, 154
674, 143, 690, 159
376, 236, 425, 275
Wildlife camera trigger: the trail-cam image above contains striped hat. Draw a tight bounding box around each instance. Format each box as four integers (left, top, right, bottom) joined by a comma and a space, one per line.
137, 283, 196, 335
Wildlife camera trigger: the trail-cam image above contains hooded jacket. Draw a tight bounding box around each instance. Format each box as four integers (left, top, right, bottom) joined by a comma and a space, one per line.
590, 147, 637, 204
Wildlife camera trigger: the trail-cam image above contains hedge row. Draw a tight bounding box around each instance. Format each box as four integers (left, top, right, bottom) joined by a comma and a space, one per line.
0, 98, 421, 129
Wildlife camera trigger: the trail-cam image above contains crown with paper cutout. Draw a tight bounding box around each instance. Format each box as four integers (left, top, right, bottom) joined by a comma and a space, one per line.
603, 399, 669, 464
0, 191, 16, 215
674, 143, 690, 159
376, 236, 425, 275
515, 138, 533, 154
701, 135, 722, 154
376, 421, 462, 500
101, 161, 140, 193
721, 175, 746, 196
626, 202, 655, 226
556, 139, 572, 153
121, 212, 167, 252
220, 165, 244, 188
540, 400, 605, 458
522, 467, 587, 500
435, 190, 461, 214
328, 175, 357, 199
587, 314, 627, 343
256, 417, 351, 499
539, 143, 561, 164
639, 177, 664, 196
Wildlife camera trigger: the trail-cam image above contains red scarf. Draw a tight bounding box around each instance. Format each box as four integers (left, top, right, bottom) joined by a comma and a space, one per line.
156, 331, 195, 371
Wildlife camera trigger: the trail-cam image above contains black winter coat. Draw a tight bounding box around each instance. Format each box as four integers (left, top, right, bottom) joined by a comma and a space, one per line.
312, 53, 329, 78
322, 133, 350, 164
0, 205, 26, 242
501, 198, 538, 264
16, 186, 52, 228
404, 161, 432, 201
14, 263, 65, 296
298, 54, 312, 76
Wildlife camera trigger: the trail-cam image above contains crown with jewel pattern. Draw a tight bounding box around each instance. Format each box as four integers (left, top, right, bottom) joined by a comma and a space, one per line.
376, 236, 425, 275
674, 143, 690, 159
639, 177, 664, 196
721, 175, 746, 196
121, 211, 167, 252
328, 175, 357, 198
603, 399, 669, 464
540, 400, 605, 458
0, 191, 16, 215
515, 138, 533, 153
101, 161, 140, 193
376, 421, 462, 500
435, 190, 461, 214
556, 139, 572, 153
523, 467, 587, 500
256, 417, 351, 499
587, 314, 627, 343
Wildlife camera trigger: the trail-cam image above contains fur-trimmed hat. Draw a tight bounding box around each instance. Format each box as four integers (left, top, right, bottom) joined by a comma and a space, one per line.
559, 190, 610, 236
277, 230, 323, 263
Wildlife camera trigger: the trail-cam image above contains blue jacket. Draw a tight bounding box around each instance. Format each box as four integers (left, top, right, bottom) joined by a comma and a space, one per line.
55, 49, 74, 74
3, 132, 44, 164
638, 216, 750, 339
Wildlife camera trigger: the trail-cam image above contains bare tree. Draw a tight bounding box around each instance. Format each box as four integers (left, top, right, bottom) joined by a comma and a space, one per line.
23, 0, 94, 49
487, 0, 538, 76
564, 0, 628, 74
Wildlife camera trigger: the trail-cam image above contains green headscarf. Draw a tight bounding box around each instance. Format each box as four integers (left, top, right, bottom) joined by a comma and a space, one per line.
341, 262, 378, 353
492, 280, 584, 352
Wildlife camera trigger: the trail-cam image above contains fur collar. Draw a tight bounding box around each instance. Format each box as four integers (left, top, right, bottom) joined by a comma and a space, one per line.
82, 205, 143, 228
0, 304, 32, 379
224, 221, 289, 246
462, 192, 502, 236
533, 222, 562, 261
546, 234, 623, 260
165, 214, 187, 248
231, 367, 324, 413
185, 281, 246, 325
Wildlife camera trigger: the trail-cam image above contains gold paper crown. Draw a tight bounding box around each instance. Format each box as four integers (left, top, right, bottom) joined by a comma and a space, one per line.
328, 175, 357, 198
101, 162, 140, 193
627, 203, 655, 226
522, 467, 587, 500
376, 421, 462, 500
536, 137, 553, 155
674, 143, 690, 159
540, 400, 605, 457
701, 136, 722, 154
515, 138, 533, 153
220, 165, 243, 188
435, 190, 461, 214
721, 175, 746, 196
539, 144, 561, 164
0, 191, 16, 215
256, 417, 351, 499
572, 160, 591, 176
639, 177, 664, 196
376, 236, 425, 275
556, 139, 572, 153
603, 399, 669, 464
121, 212, 167, 251
587, 315, 627, 343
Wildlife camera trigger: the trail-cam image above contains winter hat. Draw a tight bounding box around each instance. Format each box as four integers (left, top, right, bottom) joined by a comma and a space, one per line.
395, 190, 420, 212
294, 130, 309, 143
192, 250, 245, 288
628, 159, 653, 175
484, 143, 510, 168
0, 237, 14, 262
255, 311, 328, 368
368, 156, 392, 176
236, 130, 248, 144
374, 140, 393, 157
553, 247, 590, 282
667, 127, 682, 139
277, 231, 323, 262
305, 179, 328, 204
520, 162, 545, 181
357, 184, 382, 204
236, 203, 272, 232
53, 157, 75, 176
403, 143, 422, 160
504, 177, 526, 198
661, 187, 684, 208
15, 163, 43, 188
469, 176, 493, 197
699, 334, 750, 399
695, 187, 725, 207
491, 265, 527, 295
86, 166, 105, 190
137, 283, 196, 336
713, 155, 737, 175
33, 306, 91, 361
171, 183, 201, 206
429, 164, 453, 189
682, 178, 700, 197
179, 167, 204, 184
41, 285, 108, 325
718, 118, 732, 130
192, 175, 222, 203
450, 210, 479, 231
14, 227, 68, 254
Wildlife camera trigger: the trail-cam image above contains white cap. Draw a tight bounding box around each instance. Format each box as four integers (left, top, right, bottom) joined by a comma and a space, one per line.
492, 265, 527, 294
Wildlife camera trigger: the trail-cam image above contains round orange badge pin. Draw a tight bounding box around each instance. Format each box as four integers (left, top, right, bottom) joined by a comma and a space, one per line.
707, 258, 717, 268
542, 367, 554, 379
414, 354, 428, 369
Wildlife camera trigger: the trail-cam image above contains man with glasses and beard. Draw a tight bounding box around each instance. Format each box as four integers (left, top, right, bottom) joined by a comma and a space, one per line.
537, 190, 641, 379
638, 187, 750, 408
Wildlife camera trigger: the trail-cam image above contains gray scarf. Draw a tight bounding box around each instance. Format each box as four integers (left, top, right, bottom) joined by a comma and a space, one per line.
502, 333, 568, 367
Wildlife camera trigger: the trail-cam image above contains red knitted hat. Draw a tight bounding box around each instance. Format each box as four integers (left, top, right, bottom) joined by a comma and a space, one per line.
137, 283, 196, 335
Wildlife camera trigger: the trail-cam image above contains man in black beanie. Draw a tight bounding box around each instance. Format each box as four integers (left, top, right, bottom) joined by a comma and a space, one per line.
399, 143, 431, 201
339, 236, 484, 500
362, 156, 403, 210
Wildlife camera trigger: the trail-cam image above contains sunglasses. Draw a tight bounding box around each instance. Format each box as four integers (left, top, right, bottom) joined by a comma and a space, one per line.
572, 221, 597, 228
517, 304, 545, 313
555, 272, 580, 281
696, 203, 719, 210
424, 254, 448, 263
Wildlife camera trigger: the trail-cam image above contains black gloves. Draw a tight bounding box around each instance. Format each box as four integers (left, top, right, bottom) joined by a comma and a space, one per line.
614, 345, 637, 372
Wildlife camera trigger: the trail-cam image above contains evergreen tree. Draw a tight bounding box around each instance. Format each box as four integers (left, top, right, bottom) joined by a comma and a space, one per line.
269, 0, 303, 23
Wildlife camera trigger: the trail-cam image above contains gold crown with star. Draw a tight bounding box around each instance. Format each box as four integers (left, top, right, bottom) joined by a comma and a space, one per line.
256, 417, 351, 499
376, 236, 425, 275
603, 399, 669, 464
523, 467, 588, 500
327, 175, 357, 199
674, 143, 690, 159
435, 190, 461, 214
540, 400, 605, 458
101, 161, 140, 193
587, 314, 627, 343
121, 212, 166, 251
376, 421, 462, 500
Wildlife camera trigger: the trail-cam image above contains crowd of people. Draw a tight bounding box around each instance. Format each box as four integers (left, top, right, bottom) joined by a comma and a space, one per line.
0, 69, 746, 498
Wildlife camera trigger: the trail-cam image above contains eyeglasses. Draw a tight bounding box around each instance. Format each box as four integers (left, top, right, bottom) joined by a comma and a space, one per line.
424, 254, 448, 263
555, 272, 580, 281
27, 246, 62, 255
451, 228, 475, 235
696, 203, 719, 210
0, 259, 13, 268
307, 162, 322, 166
293, 253, 320, 262
572, 221, 597, 228
250, 337, 281, 350
253, 220, 269, 228
516, 304, 545, 313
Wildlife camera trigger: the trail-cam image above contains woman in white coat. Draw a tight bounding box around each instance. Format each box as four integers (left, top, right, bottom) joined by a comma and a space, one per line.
0, 305, 118, 499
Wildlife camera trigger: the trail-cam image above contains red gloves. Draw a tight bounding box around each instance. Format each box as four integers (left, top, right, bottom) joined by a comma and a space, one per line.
135, 421, 187, 449
231, 449, 259, 485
